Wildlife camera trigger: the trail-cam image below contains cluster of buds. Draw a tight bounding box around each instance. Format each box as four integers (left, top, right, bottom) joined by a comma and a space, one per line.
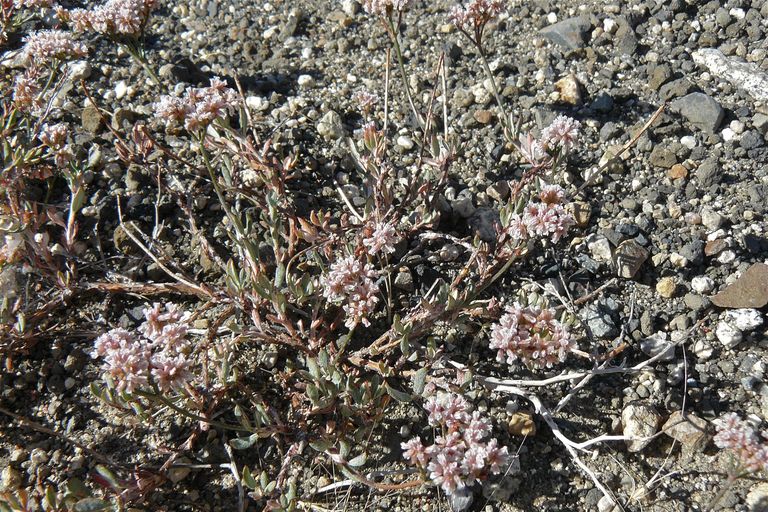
363, 221, 398, 256
449, 0, 504, 37
714, 413, 768, 473
60, 0, 157, 37
489, 302, 574, 369
354, 90, 379, 117
154, 77, 240, 132
360, 0, 412, 16
93, 303, 192, 394
38, 123, 73, 168
323, 255, 380, 329
401, 392, 508, 495
505, 184, 575, 243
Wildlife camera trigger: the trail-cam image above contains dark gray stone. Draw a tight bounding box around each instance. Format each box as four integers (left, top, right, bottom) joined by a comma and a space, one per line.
680, 240, 705, 265
740, 130, 764, 150
671, 92, 725, 133
649, 146, 677, 167
696, 158, 721, 186
539, 16, 591, 50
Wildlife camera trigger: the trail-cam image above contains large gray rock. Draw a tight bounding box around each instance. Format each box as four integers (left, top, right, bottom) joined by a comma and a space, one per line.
671, 92, 724, 134
539, 16, 591, 50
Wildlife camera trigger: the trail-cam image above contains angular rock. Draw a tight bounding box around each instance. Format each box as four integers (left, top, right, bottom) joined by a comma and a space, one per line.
640, 332, 675, 361
539, 16, 591, 50
716, 321, 743, 348
724, 309, 764, 331
693, 48, 768, 103
696, 159, 722, 187
712, 263, 768, 309
615, 239, 649, 279
554, 74, 583, 105
622, 404, 661, 452
671, 92, 725, 134
316, 110, 344, 140
661, 411, 710, 452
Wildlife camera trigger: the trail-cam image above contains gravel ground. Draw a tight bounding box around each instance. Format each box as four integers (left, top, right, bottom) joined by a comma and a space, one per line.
2, 0, 768, 510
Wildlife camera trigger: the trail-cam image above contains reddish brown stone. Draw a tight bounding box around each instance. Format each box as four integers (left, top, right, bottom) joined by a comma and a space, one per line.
667, 164, 689, 180
704, 239, 727, 256
712, 263, 768, 309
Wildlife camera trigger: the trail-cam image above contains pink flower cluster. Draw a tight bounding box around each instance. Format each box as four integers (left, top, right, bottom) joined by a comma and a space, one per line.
21, 30, 87, 68
354, 90, 379, 115
714, 413, 768, 473
61, 0, 157, 37
323, 255, 379, 329
449, 0, 504, 33
402, 392, 508, 495
489, 303, 573, 369
93, 303, 192, 394
540, 115, 580, 152
154, 77, 240, 132
39, 123, 74, 167
505, 184, 575, 243
363, 221, 398, 256
361, 0, 412, 16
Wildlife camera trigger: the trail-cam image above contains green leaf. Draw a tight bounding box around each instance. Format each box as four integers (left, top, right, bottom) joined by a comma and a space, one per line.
318, 348, 329, 369
242, 466, 257, 489
385, 383, 412, 403
309, 439, 330, 452
412, 367, 428, 396
306, 357, 320, 379
73, 498, 110, 512
229, 434, 259, 450
348, 453, 367, 467
400, 335, 410, 357
95, 465, 121, 490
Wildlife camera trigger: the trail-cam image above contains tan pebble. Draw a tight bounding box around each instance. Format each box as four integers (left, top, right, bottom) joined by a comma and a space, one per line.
508, 411, 536, 437
656, 277, 677, 298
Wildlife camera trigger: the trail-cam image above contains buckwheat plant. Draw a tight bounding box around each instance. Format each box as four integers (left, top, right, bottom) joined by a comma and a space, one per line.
1, 20, 87, 347
707, 413, 768, 510
402, 392, 508, 495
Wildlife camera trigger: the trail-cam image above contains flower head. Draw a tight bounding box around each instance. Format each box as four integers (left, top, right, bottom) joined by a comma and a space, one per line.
324, 255, 380, 328
402, 392, 508, 495
155, 77, 240, 131
363, 222, 398, 255
361, 0, 412, 16
715, 413, 768, 473
21, 30, 87, 68
93, 328, 151, 393
450, 0, 504, 34
489, 303, 574, 369
62, 0, 157, 37
540, 115, 580, 152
